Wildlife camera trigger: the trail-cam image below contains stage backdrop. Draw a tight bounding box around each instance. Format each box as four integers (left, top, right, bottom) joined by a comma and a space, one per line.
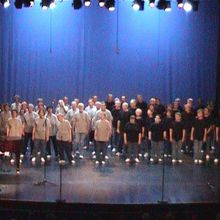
0, 0, 219, 105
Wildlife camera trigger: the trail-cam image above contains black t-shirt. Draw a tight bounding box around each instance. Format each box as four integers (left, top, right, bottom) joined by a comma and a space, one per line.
149, 122, 165, 142
145, 117, 155, 136
192, 118, 207, 141
129, 108, 136, 116
111, 108, 121, 129
170, 121, 185, 141
154, 104, 166, 117
124, 122, 141, 143
163, 117, 173, 139
182, 111, 194, 130
136, 101, 147, 112
105, 101, 115, 111
136, 117, 144, 131
119, 110, 131, 133
204, 116, 214, 129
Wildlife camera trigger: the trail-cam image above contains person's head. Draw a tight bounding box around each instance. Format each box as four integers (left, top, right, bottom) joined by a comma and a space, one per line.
114, 97, 120, 103
78, 103, 84, 112
11, 109, 18, 118
28, 104, 34, 113
107, 94, 113, 102
71, 101, 77, 110
173, 101, 179, 109
130, 99, 136, 109
187, 98, 193, 108
197, 98, 203, 106
137, 95, 143, 103
95, 101, 101, 110
100, 112, 107, 120
14, 95, 20, 103
149, 104, 154, 112
155, 114, 162, 124
37, 98, 44, 104
74, 98, 80, 105
121, 96, 126, 103
3, 103, 10, 112
122, 102, 128, 111
101, 102, 106, 111
63, 96, 68, 105
129, 115, 136, 124
147, 109, 153, 117
155, 98, 161, 105
149, 98, 156, 105
184, 104, 191, 113
135, 108, 142, 117
175, 112, 182, 122
57, 113, 64, 122
115, 100, 121, 109
58, 99, 64, 107
175, 98, 181, 105
166, 109, 172, 118
21, 101, 27, 110
197, 109, 204, 119
39, 109, 46, 118
203, 107, 210, 117
88, 99, 94, 107
92, 96, 98, 103
47, 106, 53, 114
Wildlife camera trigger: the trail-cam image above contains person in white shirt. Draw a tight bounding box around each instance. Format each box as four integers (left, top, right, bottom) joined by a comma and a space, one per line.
56, 99, 69, 116
72, 103, 90, 159
11, 95, 21, 113
65, 101, 79, 123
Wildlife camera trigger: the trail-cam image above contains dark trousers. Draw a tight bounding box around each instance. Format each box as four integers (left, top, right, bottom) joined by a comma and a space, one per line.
215, 140, 220, 158
182, 129, 192, 153
57, 140, 73, 162
117, 133, 124, 153
127, 142, 138, 159
22, 132, 34, 155
96, 141, 107, 162
46, 136, 58, 157
164, 140, 172, 155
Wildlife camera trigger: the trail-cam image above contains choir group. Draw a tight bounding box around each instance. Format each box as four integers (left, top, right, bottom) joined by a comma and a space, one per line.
0, 94, 220, 174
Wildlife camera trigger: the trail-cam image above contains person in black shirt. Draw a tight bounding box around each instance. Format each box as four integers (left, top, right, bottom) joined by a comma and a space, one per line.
124, 115, 142, 163
190, 109, 207, 164
105, 94, 115, 111
170, 112, 185, 163
111, 100, 121, 152
163, 110, 173, 157
116, 102, 130, 156
203, 107, 214, 160
154, 98, 165, 117
214, 111, 220, 164
144, 109, 155, 159
135, 108, 145, 157
129, 99, 137, 116
182, 104, 194, 154
149, 114, 166, 162
136, 95, 147, 118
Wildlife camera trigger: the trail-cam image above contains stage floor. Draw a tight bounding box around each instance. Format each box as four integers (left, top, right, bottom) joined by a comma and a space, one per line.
0, 149, 220, 204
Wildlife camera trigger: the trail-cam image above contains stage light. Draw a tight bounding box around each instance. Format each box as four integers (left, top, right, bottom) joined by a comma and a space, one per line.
1, 0, 10, 8
177, 0, 183, 8
14, 0, 22, 8
105, 0, 115, 11
49, 0, 56, 9
164, 1, 171, 12
84, 0, 90, 6
73, 0, 82, 9
184, 0, 193, 12
149, 0, 155, 8
98, 0, 105, 7
132, 0, 144, 11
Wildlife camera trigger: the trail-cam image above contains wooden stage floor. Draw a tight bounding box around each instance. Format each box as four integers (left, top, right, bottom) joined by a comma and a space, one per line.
0, 150, 220, 205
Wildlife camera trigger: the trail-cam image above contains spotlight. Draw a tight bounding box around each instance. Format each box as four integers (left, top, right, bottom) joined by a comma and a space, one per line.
98, 0, 105, 7
177, 0, 183, 8
72, 0, 82, 9
14, 0, 22, 8
1, 0, 10, 8
164, 1, 171, 12
183, 0, 193, 12
105, 0, 115, 11
49, 0, 56, 9
132, 0, 144, 11
149, 0, 155, 8
84, 0, 90, 6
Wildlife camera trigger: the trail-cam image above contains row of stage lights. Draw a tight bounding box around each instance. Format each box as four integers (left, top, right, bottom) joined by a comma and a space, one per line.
0, 0, 199, 12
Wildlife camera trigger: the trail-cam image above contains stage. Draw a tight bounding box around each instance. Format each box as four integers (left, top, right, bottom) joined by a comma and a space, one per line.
0, 149, 220, 204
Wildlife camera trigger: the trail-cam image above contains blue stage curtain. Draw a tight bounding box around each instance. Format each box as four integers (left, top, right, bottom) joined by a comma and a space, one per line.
0, 0, 219, 105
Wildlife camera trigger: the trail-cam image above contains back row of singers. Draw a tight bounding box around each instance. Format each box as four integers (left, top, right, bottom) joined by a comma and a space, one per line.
1, 98, 220, 166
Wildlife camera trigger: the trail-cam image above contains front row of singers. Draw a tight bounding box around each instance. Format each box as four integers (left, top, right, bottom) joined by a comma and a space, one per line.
3, 106, 220, 174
